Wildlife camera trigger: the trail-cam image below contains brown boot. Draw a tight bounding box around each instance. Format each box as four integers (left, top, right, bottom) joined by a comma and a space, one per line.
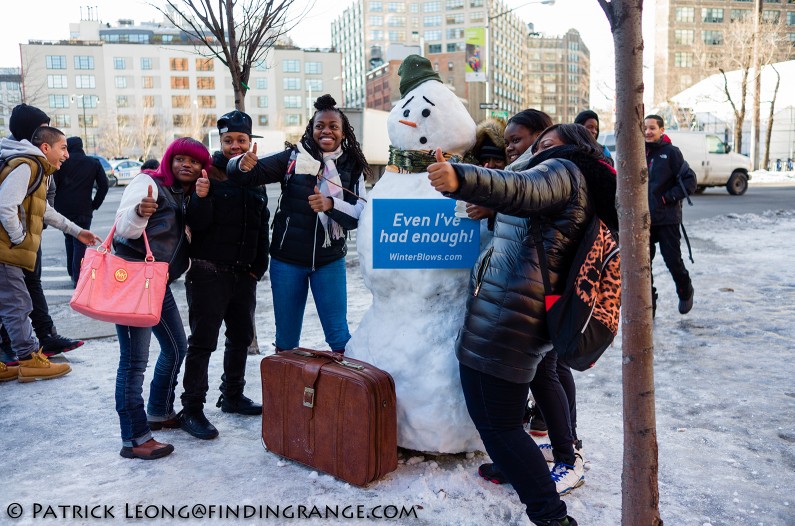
17, 350, 71, 383
0, 362, 19, 382
120, 438, 174, 460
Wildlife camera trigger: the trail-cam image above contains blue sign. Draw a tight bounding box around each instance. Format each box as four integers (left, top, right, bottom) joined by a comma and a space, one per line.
372, 198, 480, 269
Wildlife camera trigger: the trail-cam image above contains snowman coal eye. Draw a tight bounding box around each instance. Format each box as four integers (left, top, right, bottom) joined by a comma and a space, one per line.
422, 109, 431, 118
403, 109, 410, 118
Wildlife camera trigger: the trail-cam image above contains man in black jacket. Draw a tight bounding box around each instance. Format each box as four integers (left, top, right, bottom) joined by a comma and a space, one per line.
644, 115, 697, 315
53, 137, 108, 285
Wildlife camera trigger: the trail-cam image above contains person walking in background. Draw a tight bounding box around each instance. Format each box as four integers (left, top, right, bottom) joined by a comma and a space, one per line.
178, 111, 269, 440
53, 137, 108, 286
228, 95, 370, 355
0, 123, 101, 383
141, 159, 159, 171
112, 137, 210, 460
574, 110, 612, 164
426, 120, 615, 524
644, 114, 697, 316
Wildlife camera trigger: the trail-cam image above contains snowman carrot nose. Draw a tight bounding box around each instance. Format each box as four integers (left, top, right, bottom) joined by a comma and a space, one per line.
399, 119, 418, 128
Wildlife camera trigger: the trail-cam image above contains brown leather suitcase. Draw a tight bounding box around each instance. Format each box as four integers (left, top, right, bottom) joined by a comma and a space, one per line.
260, 348, 398, 486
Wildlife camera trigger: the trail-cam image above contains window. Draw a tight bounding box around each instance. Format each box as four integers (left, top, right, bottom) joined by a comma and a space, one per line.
116, 95, 129, 108
196, 58, 214, 71
142, 76, 154, 89
115, 76, 128, 89
305, 62, 322, 74
428, 43, 442, 53
172, 95, 191, 108
282, 60, 300, 72
706, 135, 727, 154
255, 60, 268, 72
702, 8, 724, 23
255, 78, 268, 89
448, 61, 454, 71
47, 75, 68, 89
447, 42, 465, 52
370, 15, 383, 25
470, 11, 484, 22
46, 55, 66, 69
388, 16, 406, 26
258, 115, 269, 126
446, 28, 465, 39
675, 7, 695, 22
140, 57, 152, 70
789, 12, 795, 25
388, 30, 406, 41
424, 1, 440, 13
446, 13, 465, 24
173, 115, 190, 127
79, 115, 98, 128
369, 1, 382, 11
470, 0, 483, 6
445, 0, 464, 8
257, 96, 269, 108
142, 96, 155, 108
74, 56, 95, 70
171, 76, 189, 89
284, 96, 302, 108
170, 58, 188, 71
424, 15, 441, 26
763, 9, 781, 22
52, 115, 71, 128
410, 2, 419, 12
285, 114, 301, 126
674, 29, 694, 45
424, 30, 442, 41
196, 77, 215, 89
283, 77, 301, 90
674, 52, 693, 68
113, 57, 126, 70
48, 95, 69, 109
75, 75, 96, 89
306, 79, 323, 92
387, 2, 405, 12
197, 95, 215, 108
731, 9, 751, 21
702, 30, 723, 45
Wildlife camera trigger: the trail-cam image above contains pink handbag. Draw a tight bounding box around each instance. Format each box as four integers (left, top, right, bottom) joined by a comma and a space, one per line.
70, 223, 169, 327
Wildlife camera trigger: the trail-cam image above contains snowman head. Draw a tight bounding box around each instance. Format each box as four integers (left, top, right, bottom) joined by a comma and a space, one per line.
388, 55, 476, 155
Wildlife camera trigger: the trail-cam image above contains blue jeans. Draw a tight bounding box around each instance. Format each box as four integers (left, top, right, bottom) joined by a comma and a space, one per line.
460, 363, 568, 525
115, 286, 187, 447
269, 257, 350, 351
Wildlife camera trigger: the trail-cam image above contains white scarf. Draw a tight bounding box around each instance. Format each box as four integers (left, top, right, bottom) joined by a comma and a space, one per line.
318, 147, 345, 247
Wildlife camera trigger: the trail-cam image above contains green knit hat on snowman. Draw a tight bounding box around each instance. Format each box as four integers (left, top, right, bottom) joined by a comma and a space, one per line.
398, 55, 442, 98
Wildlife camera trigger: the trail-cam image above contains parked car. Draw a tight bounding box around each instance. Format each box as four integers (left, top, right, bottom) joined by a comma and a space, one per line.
601, 131, 753, 195
110, 159, 144, 186
90, 155, 117, 187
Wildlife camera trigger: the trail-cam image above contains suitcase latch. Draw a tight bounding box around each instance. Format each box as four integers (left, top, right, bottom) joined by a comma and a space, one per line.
303, 387, 315, 408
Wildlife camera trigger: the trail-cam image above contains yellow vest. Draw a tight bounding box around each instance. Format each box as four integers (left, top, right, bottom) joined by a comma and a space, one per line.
0, 156, 55, 271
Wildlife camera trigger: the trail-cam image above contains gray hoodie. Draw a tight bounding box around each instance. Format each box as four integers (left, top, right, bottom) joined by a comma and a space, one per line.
0, 136, 81, 245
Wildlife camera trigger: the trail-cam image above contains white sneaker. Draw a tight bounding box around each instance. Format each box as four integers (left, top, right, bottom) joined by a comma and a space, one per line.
538, 443, 555, 464
573, 441, 586, 478
550, 462, 585, 495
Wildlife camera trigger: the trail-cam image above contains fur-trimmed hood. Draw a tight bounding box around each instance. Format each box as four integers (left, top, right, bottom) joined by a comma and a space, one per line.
472, 118, 506, 161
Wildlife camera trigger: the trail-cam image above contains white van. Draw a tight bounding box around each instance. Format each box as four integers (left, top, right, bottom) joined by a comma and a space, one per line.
601, 131, 753, 195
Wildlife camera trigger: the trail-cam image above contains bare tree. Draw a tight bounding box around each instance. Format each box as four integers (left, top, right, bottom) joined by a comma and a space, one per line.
133, 113, 167, 161
100, 111, 137, 158
597, 1, 662, 525
151, 0, 312, 111
762, 64, 781, 170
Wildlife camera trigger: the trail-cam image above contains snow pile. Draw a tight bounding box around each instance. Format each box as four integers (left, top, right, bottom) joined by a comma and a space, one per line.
750, 169, 795, 184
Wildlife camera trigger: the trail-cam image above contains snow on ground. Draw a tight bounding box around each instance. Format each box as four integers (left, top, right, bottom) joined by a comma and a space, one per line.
2, 210, 795, 526
750, 170, 795, 184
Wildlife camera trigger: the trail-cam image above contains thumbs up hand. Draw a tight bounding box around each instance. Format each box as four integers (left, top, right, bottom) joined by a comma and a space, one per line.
308, 185, 332, 213
240, 142, 258, 172
195, 170, 210, 198
136, 184, 158, 218
427, 147, 459, 193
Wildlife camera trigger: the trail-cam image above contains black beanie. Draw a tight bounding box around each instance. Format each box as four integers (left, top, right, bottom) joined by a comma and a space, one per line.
574, 110, 599, 127
9, 104, 50, 142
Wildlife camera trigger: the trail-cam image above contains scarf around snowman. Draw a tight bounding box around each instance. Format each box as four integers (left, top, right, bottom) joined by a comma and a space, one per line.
294, 142, 345, 247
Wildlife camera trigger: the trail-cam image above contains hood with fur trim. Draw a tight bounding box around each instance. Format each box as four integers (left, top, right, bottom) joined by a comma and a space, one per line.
472, 118, 506, 161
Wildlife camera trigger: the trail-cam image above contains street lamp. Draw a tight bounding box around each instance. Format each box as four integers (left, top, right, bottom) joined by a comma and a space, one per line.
485, 0, 555, 114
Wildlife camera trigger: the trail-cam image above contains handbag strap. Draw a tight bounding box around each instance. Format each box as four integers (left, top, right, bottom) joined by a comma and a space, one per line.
99, 219, 156, 262
530, 220, 552, 296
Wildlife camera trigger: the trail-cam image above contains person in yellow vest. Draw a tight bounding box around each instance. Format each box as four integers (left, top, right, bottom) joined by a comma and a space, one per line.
0, 124, 101, 382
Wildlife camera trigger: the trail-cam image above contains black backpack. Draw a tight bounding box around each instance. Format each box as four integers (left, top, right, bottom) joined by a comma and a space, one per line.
532, 216, 621, 371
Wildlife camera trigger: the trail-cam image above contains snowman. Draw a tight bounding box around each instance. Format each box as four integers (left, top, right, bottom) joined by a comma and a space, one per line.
346, 55, 483, 454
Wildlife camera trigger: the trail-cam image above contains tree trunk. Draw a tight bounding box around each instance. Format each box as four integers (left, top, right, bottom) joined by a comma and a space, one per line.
598, 1, 662, 525
750, 0, 763, 169
763, 66, 781, 170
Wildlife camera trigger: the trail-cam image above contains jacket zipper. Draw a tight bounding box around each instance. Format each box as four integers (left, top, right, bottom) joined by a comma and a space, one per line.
278, 216, 290, 250
579, 246, 620, 333
473, 246, 494, 297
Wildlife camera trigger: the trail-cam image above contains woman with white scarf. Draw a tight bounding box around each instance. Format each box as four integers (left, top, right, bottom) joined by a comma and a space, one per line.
227, 95, 371, 354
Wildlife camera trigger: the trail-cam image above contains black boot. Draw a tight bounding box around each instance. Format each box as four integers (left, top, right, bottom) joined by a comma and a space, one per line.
678, 284, 694, 315
536, 517, 578, 526
217, 394, 262, 415
178, 409, 219, 439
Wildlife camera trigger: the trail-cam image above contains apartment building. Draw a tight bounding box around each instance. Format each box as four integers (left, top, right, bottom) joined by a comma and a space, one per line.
653, 0, 795, 105
526, 29, 590, 124
0, 68, 23, 137
19, 18, 342, 158
332, 0, 528, 121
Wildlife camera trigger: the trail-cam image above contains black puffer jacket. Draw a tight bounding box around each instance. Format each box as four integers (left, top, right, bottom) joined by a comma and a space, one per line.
187, 152, 270, 278
646, 134, 697, 225
227, 146, 365, 269
448, 158, 593, 384
53, 137, 108, 218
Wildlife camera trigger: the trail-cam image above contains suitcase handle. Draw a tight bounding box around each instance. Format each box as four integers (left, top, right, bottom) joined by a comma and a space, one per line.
292, 349, 364, 371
